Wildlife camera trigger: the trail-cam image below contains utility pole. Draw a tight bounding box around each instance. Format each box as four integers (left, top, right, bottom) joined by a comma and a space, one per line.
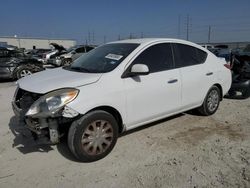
92, 31, 95, 44
186, 14, 189, 40
103, 35, 106, 44
88, 31, 91, 44
208, 25, 211, 43
140, 32, 144, 38
178, 15, 181, 38
118, 34, 121, 40
129, 33, 132, 39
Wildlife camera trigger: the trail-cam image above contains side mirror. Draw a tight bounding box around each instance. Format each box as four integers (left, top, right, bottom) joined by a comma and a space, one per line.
131, 64, 149, 75
122, 64, 149, 78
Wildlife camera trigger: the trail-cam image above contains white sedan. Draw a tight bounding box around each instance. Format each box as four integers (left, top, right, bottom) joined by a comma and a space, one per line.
12, 38, 232, 162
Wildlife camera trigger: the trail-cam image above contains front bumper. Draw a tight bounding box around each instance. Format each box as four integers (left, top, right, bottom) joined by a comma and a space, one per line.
47, 58, 62, 66
12, 100, 66, 144
12, 88, 79, 144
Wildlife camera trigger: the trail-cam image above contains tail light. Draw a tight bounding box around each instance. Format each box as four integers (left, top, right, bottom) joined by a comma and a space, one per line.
224, 64, 232, 69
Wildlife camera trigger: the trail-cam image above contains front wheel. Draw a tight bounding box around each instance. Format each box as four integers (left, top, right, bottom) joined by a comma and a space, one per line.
68, 110, 118, 162
62, 58, 72, 66
16, 65, 34, 79
197, 86, 221, 116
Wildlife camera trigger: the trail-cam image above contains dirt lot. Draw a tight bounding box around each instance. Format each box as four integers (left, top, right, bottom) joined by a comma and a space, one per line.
0, 81, 250, 188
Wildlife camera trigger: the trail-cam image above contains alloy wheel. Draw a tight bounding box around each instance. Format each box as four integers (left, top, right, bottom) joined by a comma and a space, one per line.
20, 69, 32, 78
207, 89, 219, 112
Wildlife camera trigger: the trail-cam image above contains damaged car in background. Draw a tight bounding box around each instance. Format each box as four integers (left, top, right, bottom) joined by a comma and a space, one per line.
48, 45, 95, 67
0, 47, 44, 79
12, 38, 231, 162
44, 43, 67, 65
227, 44, 250, 98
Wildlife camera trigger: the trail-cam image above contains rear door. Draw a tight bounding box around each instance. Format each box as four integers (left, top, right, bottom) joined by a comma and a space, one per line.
124, 43, 181, 128
73, 47, 86, 60
173, 43, 210, 108
0, 49, 11, 65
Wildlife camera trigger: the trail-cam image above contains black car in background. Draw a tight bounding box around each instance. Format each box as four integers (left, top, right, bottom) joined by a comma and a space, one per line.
0, 47, 44, 80
227, 45, 250, 98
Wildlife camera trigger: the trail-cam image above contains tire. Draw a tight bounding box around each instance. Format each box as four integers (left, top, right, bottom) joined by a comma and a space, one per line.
241, 88, 250, 99
197, 85, 221, 116
68, 110, 118, 162
16, 65, 34, 79
62, 59, 72, 66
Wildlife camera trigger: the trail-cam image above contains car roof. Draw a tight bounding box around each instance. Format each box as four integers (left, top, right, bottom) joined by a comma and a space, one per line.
108, 38, 204, 50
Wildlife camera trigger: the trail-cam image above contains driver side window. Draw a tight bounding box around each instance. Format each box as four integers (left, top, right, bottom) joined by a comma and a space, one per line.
131, 43, 174, 73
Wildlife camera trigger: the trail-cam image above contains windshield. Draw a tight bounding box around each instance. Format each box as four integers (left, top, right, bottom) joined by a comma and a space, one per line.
67, 46, 77, 53
66, 43, 139, 73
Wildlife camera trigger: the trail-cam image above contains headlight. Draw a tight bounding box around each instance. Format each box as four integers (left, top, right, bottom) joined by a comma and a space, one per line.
26, 88, 79, 117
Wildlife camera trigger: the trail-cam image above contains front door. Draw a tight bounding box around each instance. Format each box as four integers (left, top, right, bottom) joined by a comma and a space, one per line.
124, 43, 181, 129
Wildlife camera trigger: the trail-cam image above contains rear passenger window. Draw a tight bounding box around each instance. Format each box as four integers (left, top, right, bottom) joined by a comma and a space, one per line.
173, 43, 207, 68
132, 43, 173, 73
75, 47, 86, 53
86, 46, 94, 52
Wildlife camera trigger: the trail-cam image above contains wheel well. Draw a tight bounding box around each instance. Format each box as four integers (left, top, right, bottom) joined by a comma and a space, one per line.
214, 83, 223, 100
88, 106, 124, 134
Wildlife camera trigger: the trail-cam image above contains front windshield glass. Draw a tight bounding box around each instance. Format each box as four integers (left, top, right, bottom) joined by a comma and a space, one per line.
67, 43, 139, 73
67, 46, 77, 53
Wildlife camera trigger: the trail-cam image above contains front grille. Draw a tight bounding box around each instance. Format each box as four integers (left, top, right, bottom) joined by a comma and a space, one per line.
15, 88, 42, 112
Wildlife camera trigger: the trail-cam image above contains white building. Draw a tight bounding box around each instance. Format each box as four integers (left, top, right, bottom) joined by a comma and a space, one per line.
0, 36, 76, 49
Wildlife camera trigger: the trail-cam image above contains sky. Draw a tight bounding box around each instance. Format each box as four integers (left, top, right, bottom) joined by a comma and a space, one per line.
0, 0, 250, 44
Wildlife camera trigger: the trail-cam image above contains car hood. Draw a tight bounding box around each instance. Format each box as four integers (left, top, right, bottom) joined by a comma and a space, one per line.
18, 67, 102, 94
60, 53, 72, 58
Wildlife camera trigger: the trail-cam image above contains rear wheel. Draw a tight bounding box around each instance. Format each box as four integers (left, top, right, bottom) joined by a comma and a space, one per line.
68, 110, 118, 162
198, 85, 221, 116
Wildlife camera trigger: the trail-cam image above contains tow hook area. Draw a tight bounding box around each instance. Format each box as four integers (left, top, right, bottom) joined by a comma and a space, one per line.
25, 118, 60, 144
48, 119, 59, 144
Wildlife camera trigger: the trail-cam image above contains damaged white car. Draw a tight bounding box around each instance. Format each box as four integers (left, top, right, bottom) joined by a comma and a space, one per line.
12, 38, 232, 162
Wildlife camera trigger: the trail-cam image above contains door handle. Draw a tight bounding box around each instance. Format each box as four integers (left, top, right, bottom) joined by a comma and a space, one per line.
168, 79, 178, 84
206, 72, 213, 76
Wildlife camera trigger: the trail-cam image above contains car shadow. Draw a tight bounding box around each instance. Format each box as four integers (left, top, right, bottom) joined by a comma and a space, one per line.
9, 116, 54, 154
0, 78, 15, 83
8, 112, 199, 162
56, 136, 80, 162
224, 94, 249, 100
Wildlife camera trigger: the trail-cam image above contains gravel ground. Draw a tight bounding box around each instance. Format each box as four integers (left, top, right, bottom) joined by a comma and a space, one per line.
0, 81, 249, 188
